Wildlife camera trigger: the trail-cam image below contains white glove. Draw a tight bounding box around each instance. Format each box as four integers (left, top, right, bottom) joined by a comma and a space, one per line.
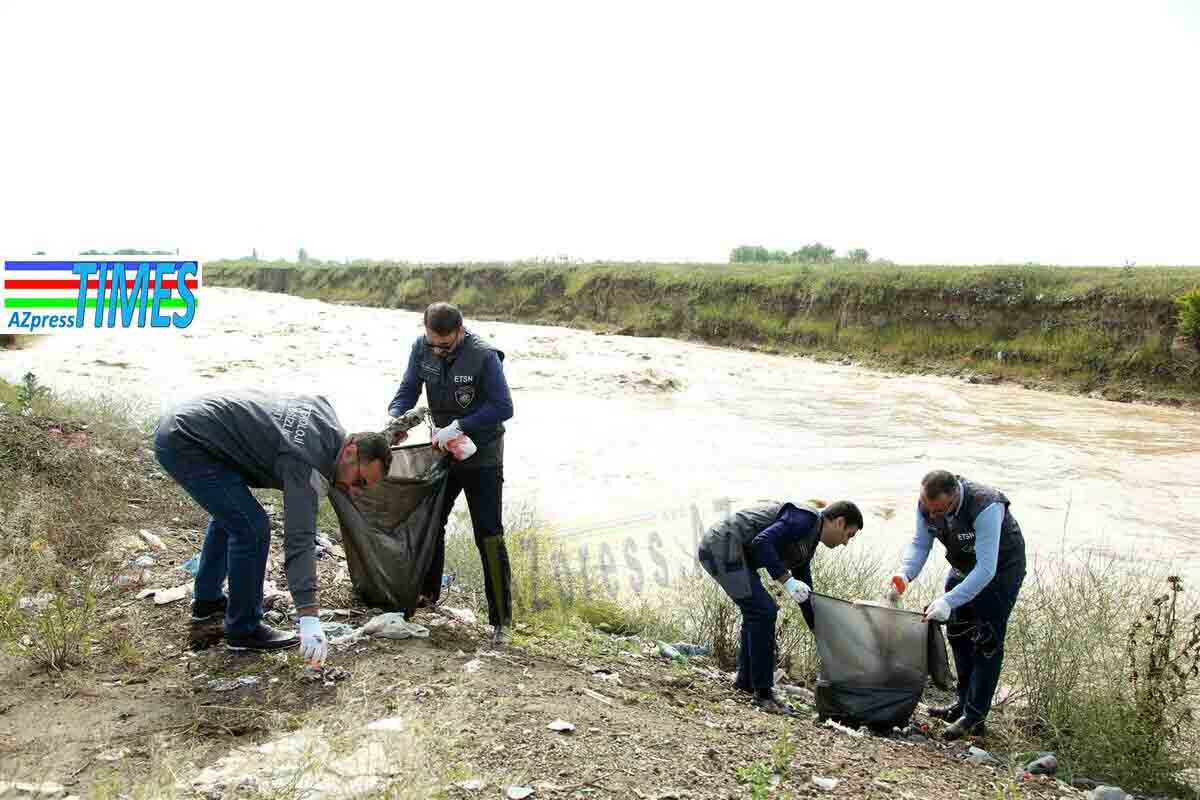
298, 616, 328, 667
923, 595, 952, 623
884, 573, 909, 603
783, 576, 811, 604
383, 416, 408, 443
431, 419, 462, 450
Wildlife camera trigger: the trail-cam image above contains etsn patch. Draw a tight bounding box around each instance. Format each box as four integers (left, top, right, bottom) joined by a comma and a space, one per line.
455, 386, 476, 408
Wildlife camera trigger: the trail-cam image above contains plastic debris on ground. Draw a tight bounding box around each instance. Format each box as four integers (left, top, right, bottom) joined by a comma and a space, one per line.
18, 593, 55, 612
463, 659, 484, 674
547, 719, 575, 733
365, 717, 404, 732
207, 676, 260, 691
1088, 787, 1132, 800
320, 621, 357, 639
182, 554, 201, 576
441, 606, 477, 625
964, 746, 1000, 766
137, 583, 192, 605
669, 642, 709, 656
812, 776, 840, 791
656, 641, 684, 661
138, 529, 167, 551
454, 778, 485, 791
358, 612, 430, 640
823, 718, 865, 738
0, 781, 67, 796
1025, 752, 1057, 775
506, 787, 535, 800
131, 554, 157, 568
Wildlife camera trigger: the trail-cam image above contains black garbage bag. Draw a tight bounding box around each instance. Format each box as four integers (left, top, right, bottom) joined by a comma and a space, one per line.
328, 443, 452, 616
809, 592, 951, 730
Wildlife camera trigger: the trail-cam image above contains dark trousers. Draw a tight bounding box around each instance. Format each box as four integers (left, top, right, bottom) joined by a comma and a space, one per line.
425, 464, 512, 627
698, 548, 778, 691
945, 564, 1025, 721
153, 430, 270, 638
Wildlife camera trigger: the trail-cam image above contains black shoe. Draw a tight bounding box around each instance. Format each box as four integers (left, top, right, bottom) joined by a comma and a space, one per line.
928, 702, 963, 721
752, 692, 797, 716
942, 715, 986, 741
225, 623, 299, 652
733, 682, 753, 695
190, 596, 228, 623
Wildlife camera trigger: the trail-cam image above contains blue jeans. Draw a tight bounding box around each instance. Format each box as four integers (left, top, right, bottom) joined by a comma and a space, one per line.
153, 428, 270, 638
945, 564, 1025, 721
698, 548, 778, 691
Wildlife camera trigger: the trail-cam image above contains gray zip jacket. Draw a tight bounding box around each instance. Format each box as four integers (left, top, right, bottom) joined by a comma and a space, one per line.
155, 390, 346, 609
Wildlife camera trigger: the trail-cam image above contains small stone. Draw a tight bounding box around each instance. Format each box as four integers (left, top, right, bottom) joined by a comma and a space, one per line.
547, 719, 575, 733
506, 787, 535, 800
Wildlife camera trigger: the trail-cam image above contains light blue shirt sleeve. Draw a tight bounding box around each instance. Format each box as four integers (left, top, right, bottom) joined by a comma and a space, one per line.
899, 506, 933, 582
944, 502, 1003, 608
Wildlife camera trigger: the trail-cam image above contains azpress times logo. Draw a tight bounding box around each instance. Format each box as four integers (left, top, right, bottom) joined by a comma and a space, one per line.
2, 259, 201, 333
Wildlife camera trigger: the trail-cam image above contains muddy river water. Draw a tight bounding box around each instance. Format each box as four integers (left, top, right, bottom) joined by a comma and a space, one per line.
3, 288, 1197, 591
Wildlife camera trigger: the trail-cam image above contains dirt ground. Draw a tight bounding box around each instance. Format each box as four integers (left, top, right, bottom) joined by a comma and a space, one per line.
0, 497, 1091, 800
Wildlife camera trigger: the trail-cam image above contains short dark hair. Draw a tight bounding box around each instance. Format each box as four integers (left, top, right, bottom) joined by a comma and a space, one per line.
821, 500, 864, 530
350, 432, 393, 473
424, 302, 463, 335
921, 470, 958, 500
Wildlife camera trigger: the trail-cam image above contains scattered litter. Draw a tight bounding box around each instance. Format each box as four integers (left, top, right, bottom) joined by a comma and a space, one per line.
366, 717, 405, 732
138, 529, 167, 551
1088, 788, 1132, 800
0, 781, 66, 796
812, 776, 840, 791
582, 687, 614, 706
656, 641, 684, 661
116, 569, 150, 588
454, 778, 485, 791
182, 555, 200, 576
670, 642, 710, 656
965, 746, 1000, 766
138, 583, 192, 605
302, 667, 350, 686
359, 612, 429, 640
463, 659, 484, 674
442, 606, 477, 625
189, 727, 400, 797
207, 676, 260, 691
778, 684, 816, 704
823, 719, 865, 738
18, 592, 55, 612
506, 786, 535, 800
314, 534, 336, 550
1025, 752, 1057, 775
320, 621, 357, 639
97, 747, 130, 762
131, 554, 157, 568
425, 617, 449, 628
547, 719, 575, 733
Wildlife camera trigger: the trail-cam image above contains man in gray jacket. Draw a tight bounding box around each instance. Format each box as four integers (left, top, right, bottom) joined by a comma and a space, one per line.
154, 390, 392, 662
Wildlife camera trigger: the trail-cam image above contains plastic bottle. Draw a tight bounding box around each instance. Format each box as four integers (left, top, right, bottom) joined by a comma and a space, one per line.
445, 433, 477, 461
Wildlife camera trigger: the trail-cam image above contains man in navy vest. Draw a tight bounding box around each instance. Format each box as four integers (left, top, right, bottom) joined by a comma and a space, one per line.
885, 470, 1027, 740
387, 302, 515, 644
697, 500, 864, 714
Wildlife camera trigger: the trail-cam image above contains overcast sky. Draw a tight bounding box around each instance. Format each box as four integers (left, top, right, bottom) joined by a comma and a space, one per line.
1, 1, 1197, 266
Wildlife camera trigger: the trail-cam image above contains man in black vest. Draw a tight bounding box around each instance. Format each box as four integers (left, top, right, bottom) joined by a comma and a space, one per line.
387, 302, 515, 644
697, 500, 864, 714
885, 470, 1027, 740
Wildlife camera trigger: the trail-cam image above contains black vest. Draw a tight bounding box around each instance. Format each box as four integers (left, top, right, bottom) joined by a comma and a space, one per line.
419, 330, 506, 467
920, 477, 1026, 576
702, 501, 821, 575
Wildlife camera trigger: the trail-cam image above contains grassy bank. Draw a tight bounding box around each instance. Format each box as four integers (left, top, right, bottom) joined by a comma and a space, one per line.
1, 375, 1197, 797
205, 259, 1200, 407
